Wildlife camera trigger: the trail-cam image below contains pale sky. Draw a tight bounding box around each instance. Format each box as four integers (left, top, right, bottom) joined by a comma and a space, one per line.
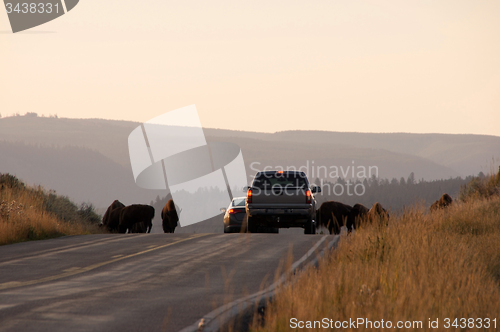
1, 0, 499, 136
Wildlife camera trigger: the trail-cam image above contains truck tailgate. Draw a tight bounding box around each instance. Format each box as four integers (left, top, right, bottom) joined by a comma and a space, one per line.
251, 187, 308, 205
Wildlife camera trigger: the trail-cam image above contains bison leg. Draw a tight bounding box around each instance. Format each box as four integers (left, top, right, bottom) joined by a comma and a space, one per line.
327, 220, 338, 235
328, 213, 341, 235
346, 217, 354, 234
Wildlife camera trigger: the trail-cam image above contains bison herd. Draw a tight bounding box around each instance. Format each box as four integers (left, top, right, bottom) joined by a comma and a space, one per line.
315, 201, 389, 235
101, 193, 453, 235
101, 199, 179, 234
315, 193, 453, 235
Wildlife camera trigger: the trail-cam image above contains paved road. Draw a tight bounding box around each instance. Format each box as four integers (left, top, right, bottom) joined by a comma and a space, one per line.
0, 233, 334, 332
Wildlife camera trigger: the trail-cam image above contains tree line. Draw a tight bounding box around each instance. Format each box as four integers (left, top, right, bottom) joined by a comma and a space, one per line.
149, 172, 475, 217
313, 172, 473, 211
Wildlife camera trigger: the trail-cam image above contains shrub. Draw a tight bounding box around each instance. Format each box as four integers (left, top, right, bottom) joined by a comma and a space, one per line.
459, 166, 500, 201
0, 173, 103, 245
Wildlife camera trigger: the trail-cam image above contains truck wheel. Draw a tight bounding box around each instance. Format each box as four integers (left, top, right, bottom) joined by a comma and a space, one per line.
304, 218, 316, 234
247, 216, 258, 233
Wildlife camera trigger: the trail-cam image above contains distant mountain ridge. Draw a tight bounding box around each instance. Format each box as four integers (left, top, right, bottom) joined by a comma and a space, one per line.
0, 116, 498, 212
268, 130, 500, 177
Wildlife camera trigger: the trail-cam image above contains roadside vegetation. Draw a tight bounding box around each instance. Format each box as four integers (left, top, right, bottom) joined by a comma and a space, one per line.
250, 168, 500, 331
0, 173, 103, 245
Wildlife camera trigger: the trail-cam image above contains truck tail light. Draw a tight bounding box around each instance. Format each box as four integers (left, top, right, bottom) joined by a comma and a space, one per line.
247, 188, 252, 204
306, 189, 311, 204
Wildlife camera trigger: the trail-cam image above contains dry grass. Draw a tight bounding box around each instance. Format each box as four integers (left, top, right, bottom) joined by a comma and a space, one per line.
0, 174, 103, 245
251, 196, 500, 331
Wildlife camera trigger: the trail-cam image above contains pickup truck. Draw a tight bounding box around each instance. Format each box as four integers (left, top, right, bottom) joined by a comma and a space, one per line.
245, 170, 321, 234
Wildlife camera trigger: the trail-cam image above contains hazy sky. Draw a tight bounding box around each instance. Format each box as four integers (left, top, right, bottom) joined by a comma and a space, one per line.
1, 0, 499, 136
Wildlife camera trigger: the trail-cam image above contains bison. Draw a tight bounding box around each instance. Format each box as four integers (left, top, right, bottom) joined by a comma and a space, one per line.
367, 202, 389, 227
162, 199, 179, 233
118, 204, 155, 233
430, 193, 453, 212
102, 200, 125, 233
346, 203, 369, 232
347, 202, 389, 231
316, 201, 352, 235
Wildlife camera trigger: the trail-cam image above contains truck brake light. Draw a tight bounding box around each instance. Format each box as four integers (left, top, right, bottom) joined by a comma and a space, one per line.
247, 188, 252, 204
306, 189, 311, 204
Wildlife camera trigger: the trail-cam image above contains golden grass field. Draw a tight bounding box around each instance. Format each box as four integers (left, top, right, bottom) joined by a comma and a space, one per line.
0, 174, 103, 245
250, 172, 500, 331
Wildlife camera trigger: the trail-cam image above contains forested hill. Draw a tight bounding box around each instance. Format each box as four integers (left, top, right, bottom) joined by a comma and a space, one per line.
0, 115, 498, 212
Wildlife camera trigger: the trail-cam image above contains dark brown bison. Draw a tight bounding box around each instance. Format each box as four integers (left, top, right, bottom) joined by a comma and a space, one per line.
346, 203, 369, 232
118, 204, 155, 233
430, 193, 453, 212
367, 202, 389, 227
102, 200, 125, 232
316, 201, 352, 235
162, 199, 179, 233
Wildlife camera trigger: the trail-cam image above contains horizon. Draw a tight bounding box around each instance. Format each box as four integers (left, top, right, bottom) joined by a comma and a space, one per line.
2, 113, 500, 138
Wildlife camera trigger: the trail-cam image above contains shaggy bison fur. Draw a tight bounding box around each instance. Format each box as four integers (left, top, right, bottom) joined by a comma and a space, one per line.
346, 203, 370, 232
347, 202, 389, 231
430, 193, 453, 212
102, 200, 125, 232
367, 202, 389, 227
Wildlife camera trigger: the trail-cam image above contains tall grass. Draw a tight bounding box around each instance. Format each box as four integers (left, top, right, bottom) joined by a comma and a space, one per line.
252, 184, 500, 331
0, 173, 103, 245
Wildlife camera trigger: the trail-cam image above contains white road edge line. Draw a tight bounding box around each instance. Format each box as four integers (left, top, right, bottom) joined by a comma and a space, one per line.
178, 235, 339, 332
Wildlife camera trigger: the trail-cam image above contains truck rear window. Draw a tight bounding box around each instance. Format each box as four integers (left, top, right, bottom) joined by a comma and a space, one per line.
253, 172, 308, 189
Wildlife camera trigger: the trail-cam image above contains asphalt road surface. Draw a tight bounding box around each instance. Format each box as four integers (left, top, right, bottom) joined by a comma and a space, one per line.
0, 233, 334, 332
